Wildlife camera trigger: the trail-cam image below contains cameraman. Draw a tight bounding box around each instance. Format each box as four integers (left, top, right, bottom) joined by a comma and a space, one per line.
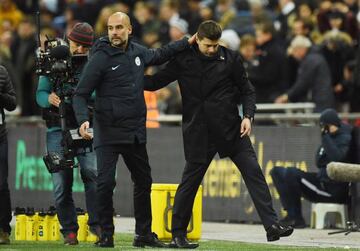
36, 23, 99, 245
0, 65, 16, 245
270, 109, 351, 228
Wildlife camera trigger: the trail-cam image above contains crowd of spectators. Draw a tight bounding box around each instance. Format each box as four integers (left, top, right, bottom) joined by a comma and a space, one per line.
1, 0, 360, 116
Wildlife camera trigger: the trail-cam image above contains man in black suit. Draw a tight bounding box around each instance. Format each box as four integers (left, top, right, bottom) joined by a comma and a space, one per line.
145, 20, 294, 249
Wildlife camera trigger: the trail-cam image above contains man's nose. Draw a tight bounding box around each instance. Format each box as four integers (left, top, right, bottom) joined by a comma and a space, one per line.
77, 45, 86, 53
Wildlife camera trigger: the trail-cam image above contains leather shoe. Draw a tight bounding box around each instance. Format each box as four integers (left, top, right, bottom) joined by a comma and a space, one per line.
133, 232, 168, 248
266, 223, 294, 242
169, 236, 199, 249
95, 235, 114, 248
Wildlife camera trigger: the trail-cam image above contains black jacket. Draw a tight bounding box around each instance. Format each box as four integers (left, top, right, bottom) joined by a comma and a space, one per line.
251, 39, 287, 103
72, 37, 189, 148
145, 45, 256, 163
0, 65, 17, 139
316, 123, 352, 181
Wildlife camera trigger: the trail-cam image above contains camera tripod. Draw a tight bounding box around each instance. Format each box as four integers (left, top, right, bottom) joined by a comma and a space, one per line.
328, 221, 360, 235
328, 182, 359, 235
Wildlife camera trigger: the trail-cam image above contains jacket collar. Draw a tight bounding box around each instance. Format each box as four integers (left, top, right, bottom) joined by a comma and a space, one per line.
191, 44, 226, 61
93, 36, 133, 56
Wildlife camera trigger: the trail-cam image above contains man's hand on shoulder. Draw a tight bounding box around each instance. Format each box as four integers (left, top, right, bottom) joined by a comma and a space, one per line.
79, 121, 93, 140
187, 33, 197, 45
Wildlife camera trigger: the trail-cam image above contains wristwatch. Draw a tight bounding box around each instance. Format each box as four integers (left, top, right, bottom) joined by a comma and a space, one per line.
244, 114, 254, 123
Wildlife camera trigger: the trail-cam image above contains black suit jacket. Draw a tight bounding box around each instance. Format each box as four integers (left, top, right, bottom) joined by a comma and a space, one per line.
145, 45, 256, 163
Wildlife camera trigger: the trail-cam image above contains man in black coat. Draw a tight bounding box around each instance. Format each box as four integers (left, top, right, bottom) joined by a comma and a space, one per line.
73, 12, 195, 248
0, 65, 17, 245
144, 20, 293, 249
252, 22, 288, 103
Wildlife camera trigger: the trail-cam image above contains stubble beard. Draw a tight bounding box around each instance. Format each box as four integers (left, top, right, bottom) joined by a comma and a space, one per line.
111, 37, 127, 49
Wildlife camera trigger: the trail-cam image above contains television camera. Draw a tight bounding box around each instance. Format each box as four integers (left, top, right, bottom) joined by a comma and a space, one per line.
36, 38, 93, 173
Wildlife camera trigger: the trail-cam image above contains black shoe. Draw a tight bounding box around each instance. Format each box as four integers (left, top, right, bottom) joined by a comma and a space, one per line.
133, 232, 168, 248
169, 236, 199, 249
95, 235, 114, 248
266, 223, 294, 242
280, 216, 306, 229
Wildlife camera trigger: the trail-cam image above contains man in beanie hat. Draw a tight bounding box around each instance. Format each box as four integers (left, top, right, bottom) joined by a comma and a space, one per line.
271, 108, 352, 228
68, 22, 94, 48
320, 108, 341, 127
36, 22, 100, 245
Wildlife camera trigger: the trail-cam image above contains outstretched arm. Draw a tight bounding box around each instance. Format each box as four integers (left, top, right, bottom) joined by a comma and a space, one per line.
143, 35, 195, 66
144, 57, 180, 91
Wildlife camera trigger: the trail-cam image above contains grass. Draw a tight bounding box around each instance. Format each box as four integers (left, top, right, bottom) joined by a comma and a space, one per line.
1, 233, 357, 251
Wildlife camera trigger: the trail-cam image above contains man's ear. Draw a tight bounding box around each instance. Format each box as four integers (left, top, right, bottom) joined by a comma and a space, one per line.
128, 25, 132, 35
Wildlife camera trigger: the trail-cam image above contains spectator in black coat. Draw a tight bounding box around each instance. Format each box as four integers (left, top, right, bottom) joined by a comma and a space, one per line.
253, 22, 288, 103
10, 17, 37, 116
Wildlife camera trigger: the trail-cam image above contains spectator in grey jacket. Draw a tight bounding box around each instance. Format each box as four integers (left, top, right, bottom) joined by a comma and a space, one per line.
0, 65, 17, 245
275, 35, 335, 112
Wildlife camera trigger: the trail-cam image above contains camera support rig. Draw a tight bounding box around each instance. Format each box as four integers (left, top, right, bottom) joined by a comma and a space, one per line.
43, 76, 75, 172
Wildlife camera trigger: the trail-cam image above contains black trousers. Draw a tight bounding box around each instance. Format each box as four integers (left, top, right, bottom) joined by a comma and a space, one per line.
271, 166, 348, 220
0, 136, 11, 234
171, 136, 278, 237
95, 143, 152, 236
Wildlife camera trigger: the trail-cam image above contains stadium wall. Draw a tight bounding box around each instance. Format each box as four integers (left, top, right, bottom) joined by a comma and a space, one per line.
8, 125, 336, 224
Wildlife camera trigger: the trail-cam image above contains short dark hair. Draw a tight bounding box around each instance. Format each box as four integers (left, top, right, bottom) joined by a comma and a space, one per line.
255, 21, 275, 36
197, 20, 222, 41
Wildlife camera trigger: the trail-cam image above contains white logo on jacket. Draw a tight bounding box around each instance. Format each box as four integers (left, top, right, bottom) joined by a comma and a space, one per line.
135, 57, 141, 66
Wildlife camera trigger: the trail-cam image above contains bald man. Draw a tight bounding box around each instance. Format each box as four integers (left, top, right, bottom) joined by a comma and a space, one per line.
73, 12, 195, 248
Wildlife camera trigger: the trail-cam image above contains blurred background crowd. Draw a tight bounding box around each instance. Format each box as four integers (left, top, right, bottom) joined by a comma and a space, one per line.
1, 0, 360, 117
